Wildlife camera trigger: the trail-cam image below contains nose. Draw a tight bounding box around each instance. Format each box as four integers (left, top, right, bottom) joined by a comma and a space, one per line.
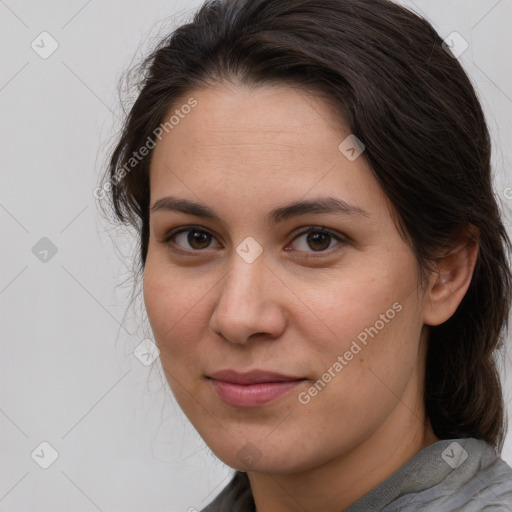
209, 252, 287, 345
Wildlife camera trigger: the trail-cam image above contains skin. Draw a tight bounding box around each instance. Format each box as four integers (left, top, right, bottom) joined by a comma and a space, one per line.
143, 83, 478, 512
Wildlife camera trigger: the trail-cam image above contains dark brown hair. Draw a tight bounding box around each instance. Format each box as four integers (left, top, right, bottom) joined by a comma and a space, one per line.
101, 0, 512, 451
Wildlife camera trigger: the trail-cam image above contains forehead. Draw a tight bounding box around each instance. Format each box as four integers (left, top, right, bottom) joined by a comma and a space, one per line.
148, 84, 387, 218
153, 84, 343, 165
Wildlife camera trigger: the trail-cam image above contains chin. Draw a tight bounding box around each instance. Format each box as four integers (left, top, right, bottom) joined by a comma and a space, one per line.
200, 432, 317, 475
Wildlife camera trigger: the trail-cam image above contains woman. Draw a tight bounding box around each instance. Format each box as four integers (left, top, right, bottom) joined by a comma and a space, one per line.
101, 0, 512, 509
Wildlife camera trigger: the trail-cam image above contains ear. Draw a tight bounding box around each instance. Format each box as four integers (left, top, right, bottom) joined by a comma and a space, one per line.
423, 227, 479, 327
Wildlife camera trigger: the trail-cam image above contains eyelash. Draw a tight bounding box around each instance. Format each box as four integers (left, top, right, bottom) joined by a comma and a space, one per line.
160, 226, 347, 257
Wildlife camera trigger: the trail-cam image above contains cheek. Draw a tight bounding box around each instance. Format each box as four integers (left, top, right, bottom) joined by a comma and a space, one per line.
143, 263, 215, 418
143, 260, 209, 359
305, 260, 423, 396
297, 252, 419, 357
293, 251, 424, 417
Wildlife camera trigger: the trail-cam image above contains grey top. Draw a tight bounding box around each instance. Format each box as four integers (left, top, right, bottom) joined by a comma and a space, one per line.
200, 438, 512, 511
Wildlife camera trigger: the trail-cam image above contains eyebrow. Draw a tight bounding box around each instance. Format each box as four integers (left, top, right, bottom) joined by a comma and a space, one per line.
150, 196, 370, 225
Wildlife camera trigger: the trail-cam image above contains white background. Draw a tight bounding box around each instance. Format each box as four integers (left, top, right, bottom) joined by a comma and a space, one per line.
1, 1, 511, 511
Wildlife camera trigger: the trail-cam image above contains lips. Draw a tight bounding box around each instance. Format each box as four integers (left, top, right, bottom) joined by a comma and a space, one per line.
210, 369, 304, 384
208, 369, 306, 407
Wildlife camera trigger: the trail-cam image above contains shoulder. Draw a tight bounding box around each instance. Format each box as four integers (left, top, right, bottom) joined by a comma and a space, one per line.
386, 438, 512, 512
346, 438, 512, 512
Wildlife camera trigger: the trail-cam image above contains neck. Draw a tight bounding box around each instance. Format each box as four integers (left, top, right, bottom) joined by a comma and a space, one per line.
248, 415, 438, 512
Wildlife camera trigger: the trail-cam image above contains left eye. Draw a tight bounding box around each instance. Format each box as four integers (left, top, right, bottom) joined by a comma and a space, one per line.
288, 228, 343, 253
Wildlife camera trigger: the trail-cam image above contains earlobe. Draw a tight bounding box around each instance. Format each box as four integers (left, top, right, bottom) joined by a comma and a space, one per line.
423, 231, 479, 327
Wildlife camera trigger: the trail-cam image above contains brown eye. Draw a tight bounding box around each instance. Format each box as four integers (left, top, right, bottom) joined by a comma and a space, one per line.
289, 227, 344, 254
306, 232, 332, 251
165, 227, 221, 251
187, 230, 211, 249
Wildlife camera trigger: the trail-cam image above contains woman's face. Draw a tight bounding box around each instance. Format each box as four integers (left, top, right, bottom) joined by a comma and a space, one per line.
144, 84, 433, 473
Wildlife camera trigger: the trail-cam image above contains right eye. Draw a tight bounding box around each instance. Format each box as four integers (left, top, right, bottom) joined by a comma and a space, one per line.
162, 227, 222, 253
